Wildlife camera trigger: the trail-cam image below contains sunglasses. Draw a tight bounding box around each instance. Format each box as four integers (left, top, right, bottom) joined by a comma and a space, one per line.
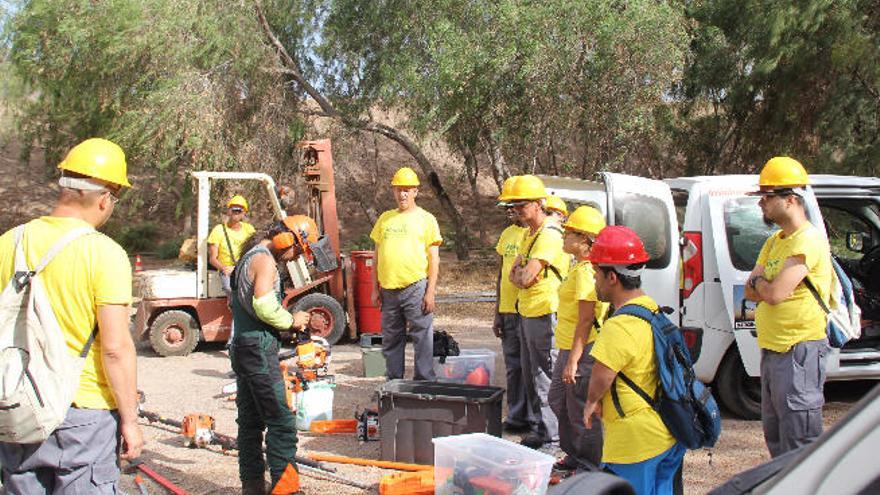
104, 188, 120, 204
229, 207, 245, 214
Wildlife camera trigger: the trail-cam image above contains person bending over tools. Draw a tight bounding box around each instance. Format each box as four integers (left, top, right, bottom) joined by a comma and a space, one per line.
230, 217, 318, 495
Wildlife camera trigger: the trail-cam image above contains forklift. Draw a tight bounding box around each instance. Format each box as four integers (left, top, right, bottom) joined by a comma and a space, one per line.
132, 140, 360, 356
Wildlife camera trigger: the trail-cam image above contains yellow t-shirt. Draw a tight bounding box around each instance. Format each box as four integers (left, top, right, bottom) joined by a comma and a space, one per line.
0, 217, 133, 410
495, 224, 526, 314
370, 207, 442, 289
590, 295, 676, 464
207, 221, 256, 267
755, 223, 831, 353
555, 261, 609, 350
516, 218, 568, 318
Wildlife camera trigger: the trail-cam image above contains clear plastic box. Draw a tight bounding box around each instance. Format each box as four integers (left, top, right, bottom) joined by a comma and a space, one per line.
434, 349, 496, 385
433, 433, 555, 495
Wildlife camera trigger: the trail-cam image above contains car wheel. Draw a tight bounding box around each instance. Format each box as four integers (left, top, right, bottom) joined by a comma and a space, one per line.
149, 310, 201, 357
716, 348, 762, 420
290, 293, 346, 345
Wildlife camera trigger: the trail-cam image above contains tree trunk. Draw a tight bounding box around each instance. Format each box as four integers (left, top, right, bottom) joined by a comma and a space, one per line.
458, 139, 484, 244
255, 2, 471, 260
481, 131, 510, 192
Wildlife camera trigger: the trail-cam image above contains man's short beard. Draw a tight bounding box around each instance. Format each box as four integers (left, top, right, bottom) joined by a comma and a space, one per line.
763, 215, 776, 227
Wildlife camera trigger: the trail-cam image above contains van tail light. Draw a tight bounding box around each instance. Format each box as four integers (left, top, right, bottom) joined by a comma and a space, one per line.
682, 231, 703, 298
681, 327, 703, 362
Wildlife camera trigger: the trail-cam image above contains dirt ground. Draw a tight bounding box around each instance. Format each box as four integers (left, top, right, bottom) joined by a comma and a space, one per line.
125, 290, 871, 495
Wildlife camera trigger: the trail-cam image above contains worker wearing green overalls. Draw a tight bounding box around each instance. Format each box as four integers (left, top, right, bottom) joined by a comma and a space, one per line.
230, 216, 318, 495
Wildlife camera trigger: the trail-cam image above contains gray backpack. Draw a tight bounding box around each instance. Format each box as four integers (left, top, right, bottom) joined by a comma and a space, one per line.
0, 225, 98, 443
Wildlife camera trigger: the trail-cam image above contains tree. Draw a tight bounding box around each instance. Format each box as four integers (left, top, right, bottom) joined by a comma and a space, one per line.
5, 0, 306, 222
676, 0, 880, 177
316, 0, 689, 180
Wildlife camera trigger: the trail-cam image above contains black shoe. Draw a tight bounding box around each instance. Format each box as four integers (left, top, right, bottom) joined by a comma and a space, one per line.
520, 433, 549, 449
502, 421, 531, 433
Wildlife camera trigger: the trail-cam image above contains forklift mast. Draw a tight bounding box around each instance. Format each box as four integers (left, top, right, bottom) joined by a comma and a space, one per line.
299, 139, 344, 301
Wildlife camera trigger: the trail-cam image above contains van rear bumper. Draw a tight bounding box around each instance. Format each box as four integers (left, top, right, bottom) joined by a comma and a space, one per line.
827, 349, 880, 380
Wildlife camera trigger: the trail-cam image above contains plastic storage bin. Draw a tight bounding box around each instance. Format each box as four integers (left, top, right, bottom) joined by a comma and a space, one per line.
377, 380, 504, 464
433, 349, 497, 386
433, 433, 555, 495
294, 379, 334, 431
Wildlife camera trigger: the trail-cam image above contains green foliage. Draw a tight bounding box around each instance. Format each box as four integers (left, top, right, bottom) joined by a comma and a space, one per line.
111, 222, 160, 253
156, 235, 186, 259
346, 233, 373, 252
676, 0, 880, 177
316, 0, 689, 177
5, 0, 308, 215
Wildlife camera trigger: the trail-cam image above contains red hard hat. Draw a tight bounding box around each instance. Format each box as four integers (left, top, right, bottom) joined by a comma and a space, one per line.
588, 225, 650, 266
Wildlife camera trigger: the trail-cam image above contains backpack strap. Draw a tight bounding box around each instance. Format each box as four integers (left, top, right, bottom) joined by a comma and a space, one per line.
221, 223, 238, 265
608, 304, 658, 417
32, 226, 97, 275
15, 224, 100, 358
524, 223, 564, 282
803, 276, 831, 315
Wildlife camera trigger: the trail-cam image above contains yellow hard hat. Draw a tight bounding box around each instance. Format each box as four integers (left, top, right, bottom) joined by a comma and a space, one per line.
391, 167, 420, 187
227, 195, 249, 212
505, 174, 546, 201
545, 195, 568, 216
497, 176, 519, 203
563, 205, 606, 236
58, 138, 131, 188
758, 156, 809, 188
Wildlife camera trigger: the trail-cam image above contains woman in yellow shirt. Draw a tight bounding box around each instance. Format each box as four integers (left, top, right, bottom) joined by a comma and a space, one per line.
548, 205, 608, 472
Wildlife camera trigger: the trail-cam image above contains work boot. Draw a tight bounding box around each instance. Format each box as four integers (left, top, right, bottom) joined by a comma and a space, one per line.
241, 478, 267, 495
520, 432, 549, 449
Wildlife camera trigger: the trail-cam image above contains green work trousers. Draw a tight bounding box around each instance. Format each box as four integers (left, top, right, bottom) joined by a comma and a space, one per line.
230, 330, 298, 484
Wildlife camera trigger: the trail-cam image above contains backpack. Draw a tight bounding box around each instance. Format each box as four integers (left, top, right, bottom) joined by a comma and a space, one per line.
0, 225, 99, 443
803, 257, 862, 349
433, 330, 460, 364
609, 304, 721, 450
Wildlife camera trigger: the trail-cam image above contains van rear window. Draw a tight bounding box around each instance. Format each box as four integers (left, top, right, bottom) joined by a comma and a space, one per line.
615, 192, 671, 269
724, 198, 776, 271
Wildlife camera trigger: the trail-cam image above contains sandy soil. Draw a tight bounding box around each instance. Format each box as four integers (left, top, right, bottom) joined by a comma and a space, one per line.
124, 296, 869, 495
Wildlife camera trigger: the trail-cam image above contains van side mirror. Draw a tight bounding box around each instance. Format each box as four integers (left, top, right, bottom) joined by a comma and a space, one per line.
846, 232, 866, 253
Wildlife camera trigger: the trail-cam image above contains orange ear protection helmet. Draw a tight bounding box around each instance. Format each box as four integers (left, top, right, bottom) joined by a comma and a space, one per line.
271, 215, 319, 253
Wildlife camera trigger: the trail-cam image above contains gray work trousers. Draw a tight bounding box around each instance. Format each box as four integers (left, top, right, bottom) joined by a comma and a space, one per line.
499, 313, 534, 427
0, 408, 120, 494
381, 278, 436, 381
520, 313, 559, 442
220, 272, 236, 341
549, 347, 603, 470
761, 338, 830, 458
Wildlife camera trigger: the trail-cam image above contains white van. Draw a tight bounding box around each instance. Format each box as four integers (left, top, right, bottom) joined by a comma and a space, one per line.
542, 173, 880, 420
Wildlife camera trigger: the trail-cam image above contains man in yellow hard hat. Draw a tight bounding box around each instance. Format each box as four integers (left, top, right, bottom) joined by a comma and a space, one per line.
745, 157, 831, 457
509, 175, 567, 449
493, 176, 534, 433
208, 195, 256, 343
0, 138, 143, 493
371, 167, 443, 380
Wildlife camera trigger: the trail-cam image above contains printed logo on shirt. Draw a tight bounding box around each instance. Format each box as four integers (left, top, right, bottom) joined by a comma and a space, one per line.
382, 223, 410, 240
503, 242, 518, 257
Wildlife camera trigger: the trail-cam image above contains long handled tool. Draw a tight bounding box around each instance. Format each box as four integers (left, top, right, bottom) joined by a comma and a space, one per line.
139, 410, 330, 471
308, 453, 432, 472
126, 459, 189, 495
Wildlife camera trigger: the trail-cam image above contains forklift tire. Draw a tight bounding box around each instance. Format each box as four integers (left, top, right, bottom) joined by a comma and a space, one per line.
716, 348, 762, 420
290, 293, 346, 345
149, 310, 201, 357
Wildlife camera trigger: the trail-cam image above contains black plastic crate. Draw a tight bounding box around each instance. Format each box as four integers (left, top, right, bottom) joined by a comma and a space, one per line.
377, 379, 504, 464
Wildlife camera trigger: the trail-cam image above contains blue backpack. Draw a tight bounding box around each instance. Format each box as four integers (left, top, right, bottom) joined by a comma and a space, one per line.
610, 304, 722, 450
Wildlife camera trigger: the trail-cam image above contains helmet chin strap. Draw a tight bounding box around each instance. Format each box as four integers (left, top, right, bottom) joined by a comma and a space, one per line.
59, 175, 108, 192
